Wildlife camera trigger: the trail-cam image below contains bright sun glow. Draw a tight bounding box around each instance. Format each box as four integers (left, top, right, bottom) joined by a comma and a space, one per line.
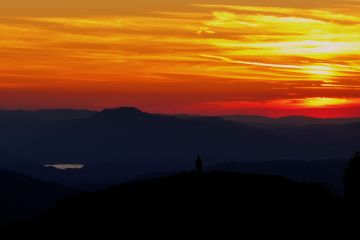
302, 65, 336, 78
302, 98, 351, 107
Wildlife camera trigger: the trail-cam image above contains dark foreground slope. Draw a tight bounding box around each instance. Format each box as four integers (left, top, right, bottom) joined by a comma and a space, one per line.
0, 169, 79, 225
5, 172, 351, 235
208, 159, 348, 193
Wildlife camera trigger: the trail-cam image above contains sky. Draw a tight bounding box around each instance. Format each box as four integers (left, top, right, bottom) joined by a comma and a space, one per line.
1, 0, 360, 117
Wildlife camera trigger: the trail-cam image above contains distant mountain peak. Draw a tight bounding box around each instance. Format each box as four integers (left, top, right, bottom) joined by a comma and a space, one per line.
103, 107, 143, 114
90, 106, 149, 121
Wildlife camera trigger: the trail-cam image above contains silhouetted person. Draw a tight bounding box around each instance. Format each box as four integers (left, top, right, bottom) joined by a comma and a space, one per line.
196, 156, 203, 172
344, 152, 360, 205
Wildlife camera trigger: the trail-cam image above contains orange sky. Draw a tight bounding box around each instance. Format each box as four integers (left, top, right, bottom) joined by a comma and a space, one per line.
1, 0, 360, 117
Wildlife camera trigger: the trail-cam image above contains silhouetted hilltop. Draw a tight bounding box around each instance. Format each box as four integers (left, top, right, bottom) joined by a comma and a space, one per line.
0, 169, 79, 225
6, 171, 348, 235
89, 107, 147, 121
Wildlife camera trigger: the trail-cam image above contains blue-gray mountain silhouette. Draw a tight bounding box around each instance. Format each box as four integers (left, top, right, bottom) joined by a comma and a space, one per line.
1, 107, 360, 190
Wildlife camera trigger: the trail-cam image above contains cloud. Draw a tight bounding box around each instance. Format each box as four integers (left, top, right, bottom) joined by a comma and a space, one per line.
2, 1, 360, 16
1, 2, 360, 115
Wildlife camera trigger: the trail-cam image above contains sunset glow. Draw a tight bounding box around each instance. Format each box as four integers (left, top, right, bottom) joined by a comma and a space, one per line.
1, 0, 360, 117
302, 97, 351, 107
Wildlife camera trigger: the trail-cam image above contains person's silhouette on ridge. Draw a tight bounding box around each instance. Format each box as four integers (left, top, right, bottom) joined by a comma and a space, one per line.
196, 156, 203, 173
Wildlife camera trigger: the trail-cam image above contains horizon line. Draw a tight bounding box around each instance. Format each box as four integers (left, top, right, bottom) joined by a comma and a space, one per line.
1, 106, 360, 120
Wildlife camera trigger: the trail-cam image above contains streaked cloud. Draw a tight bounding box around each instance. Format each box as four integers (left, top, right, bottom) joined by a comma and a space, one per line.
1, 1, 360, 116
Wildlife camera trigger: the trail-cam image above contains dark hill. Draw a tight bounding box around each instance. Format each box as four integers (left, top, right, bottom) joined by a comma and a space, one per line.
7, 172, 348, 235
0, 151, 42, 175
0, 169, 79, 225
207, 159, 348, 193
90, 106, 147, 119
1, 106, 360, 188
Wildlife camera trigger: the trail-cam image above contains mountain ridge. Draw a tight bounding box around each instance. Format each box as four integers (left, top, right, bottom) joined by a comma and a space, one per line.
1, 106, 360, 124
0, 106, 359, 190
